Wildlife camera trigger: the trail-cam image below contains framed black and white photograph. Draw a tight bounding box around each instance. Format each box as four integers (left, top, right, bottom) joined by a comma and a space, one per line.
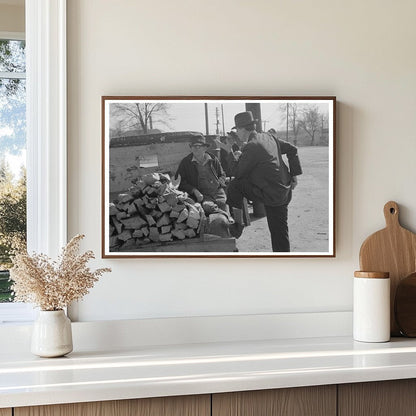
102, 96, 335, 258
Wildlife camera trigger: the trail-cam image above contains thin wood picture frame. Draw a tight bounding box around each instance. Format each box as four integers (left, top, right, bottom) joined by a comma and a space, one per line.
102, 96, 336, 258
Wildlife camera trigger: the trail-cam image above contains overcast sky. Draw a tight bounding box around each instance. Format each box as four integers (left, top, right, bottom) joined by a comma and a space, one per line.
110, 100, 331, 135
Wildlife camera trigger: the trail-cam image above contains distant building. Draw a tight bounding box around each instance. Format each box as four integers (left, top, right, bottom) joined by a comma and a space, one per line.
110, 128, 162, 139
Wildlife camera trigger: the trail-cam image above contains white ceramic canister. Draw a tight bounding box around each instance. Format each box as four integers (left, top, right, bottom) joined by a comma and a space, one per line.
353, 271, 390, 343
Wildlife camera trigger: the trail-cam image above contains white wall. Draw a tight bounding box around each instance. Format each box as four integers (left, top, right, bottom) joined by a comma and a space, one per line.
67, 0, 416, 322
0, 3, 24, 33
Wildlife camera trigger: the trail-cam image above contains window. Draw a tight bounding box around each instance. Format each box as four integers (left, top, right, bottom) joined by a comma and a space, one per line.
0, 32, 35, 323
0, 2, 68, 323
0, 35, 26, 303
0, 0, 68, 324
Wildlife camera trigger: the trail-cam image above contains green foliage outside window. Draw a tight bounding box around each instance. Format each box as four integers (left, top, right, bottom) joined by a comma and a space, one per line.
0, 38, 27, 303
0, 162, 26, 302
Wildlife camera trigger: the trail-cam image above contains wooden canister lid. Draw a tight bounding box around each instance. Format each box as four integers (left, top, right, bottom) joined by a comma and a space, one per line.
354, 271, 390, 279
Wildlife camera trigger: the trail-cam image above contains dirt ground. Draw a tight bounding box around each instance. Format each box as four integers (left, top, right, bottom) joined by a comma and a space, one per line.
236, 146, 330, 253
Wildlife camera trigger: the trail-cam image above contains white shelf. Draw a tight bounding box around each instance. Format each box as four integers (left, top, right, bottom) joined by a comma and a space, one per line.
2, 335, 416, 408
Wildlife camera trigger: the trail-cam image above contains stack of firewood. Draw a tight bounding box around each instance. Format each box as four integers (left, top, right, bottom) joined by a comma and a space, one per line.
109, 173, 204, 250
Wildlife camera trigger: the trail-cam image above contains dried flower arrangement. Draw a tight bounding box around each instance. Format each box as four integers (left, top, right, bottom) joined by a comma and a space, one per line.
10, 234, 111, 311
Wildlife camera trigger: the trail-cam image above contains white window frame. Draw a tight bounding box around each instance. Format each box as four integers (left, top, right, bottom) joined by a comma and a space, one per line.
0, 31, 32, 323
0, 0, 67, 323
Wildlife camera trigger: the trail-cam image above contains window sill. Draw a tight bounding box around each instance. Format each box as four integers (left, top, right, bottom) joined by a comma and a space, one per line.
0, 303, 36, 324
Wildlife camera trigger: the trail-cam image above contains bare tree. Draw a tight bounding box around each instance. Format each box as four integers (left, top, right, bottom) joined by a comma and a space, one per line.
288, 103, 300, 145
279, 103, 301, 145
299, 105, 320, 146
320, 113, 329, 145
111, 103, 171, 135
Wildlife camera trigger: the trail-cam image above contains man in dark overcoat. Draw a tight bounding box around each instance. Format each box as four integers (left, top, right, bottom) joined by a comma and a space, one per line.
224, 111, 302, 252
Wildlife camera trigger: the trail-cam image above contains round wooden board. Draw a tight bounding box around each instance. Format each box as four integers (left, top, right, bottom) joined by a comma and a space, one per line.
395, 272, 416, 337
359, 201, 416, 335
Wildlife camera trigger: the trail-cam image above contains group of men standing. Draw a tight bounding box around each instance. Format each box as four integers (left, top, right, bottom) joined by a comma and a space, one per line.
175, 111, 303, 252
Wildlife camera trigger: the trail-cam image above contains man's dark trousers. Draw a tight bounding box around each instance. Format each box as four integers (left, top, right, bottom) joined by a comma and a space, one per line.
264, 204, 289, 252
227, 178, 290, 252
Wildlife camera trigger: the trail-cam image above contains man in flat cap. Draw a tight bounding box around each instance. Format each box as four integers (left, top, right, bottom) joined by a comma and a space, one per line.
223, 111, 302, 252
175, 134, 228, 212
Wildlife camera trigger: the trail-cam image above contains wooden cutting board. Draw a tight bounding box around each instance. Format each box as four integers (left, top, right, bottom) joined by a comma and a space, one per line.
359, 201, 416, 336
395, 272, 416, 337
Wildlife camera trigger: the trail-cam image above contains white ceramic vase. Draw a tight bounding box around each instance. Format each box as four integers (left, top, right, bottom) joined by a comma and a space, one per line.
31, 310, 73, 357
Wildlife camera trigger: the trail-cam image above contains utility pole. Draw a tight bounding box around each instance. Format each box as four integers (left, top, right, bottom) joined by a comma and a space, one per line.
204, 103, 209, 135
286, 103, 289, 141
221, 104, 226, 136
262, 120, 269, 132
215, 107, 220, 135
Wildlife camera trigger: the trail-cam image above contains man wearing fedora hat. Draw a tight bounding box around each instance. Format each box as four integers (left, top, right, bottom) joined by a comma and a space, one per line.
224, 111, 302, 252
175, 134, 228, 212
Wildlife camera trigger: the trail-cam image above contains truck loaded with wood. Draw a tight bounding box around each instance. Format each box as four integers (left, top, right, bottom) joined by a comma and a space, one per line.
108, 132, 236, 253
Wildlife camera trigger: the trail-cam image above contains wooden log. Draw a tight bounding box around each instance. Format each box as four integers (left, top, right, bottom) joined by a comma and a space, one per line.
142, 227, 149, 237
117, 229, 133, 241
145, 187, 157, 196
128, 186, 143, 199
184, 229, 196, 238
156, 183, 168, 195
116, 202, 130, 212
188, 204, 201, 221
158, 201, 172, 213
161, 225, 172, 234
181, 196, 196, 205
196, 204, 206, 235
142, 172, 160, 186
145, 215, 156, 226
116, 211, 128, 220
132, 229, 144, 238
109, 224, 115, 236
109, 203, 119, 216
127, 203, 138, 216
145, 202, 156, 209
172, 229, 186, 240
133, 181, 146, 192
121, 237, 136, 249
121, 215, 147, 229
112, 218, 123, 234
149, 227, 160, 242
134, 198, 145, 207
136, 204, 148, 217
150, 209, 163, 219
186, 217, 199, 229
174, 222, 188, 230
165, 193, 179, 207
172, 203, 185, 212
177, 207, 189, 223
118, 193, 134, 204
159, 173, 170, 183
149, 197, 158, 205
109, 236, 119, 247
156, 214, 171, 227
159, 233, 173, 242
170, 210, 180, 218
